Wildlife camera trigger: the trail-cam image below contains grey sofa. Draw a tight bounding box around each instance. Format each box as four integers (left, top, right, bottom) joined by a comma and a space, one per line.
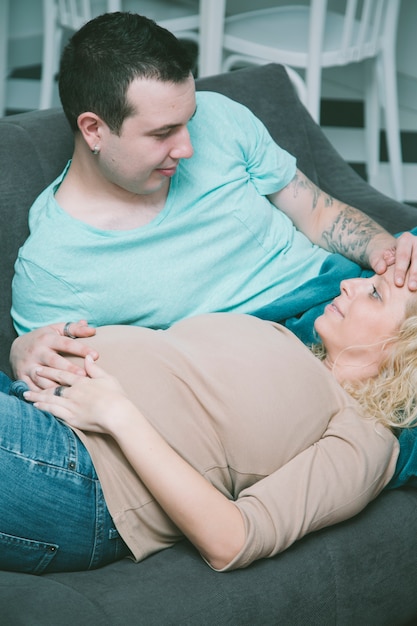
1, 64, 417, 625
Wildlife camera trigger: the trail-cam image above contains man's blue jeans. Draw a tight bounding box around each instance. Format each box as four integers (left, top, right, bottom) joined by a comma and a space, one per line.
0, 372, 131, 574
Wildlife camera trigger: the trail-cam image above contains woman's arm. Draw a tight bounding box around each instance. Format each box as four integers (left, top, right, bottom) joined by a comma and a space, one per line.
25, 357, 245, 570
217, 403, 399, 571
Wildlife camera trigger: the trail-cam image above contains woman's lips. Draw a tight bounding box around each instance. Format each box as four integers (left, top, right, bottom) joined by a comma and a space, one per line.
326, 302, 344, 317
156, 166, 177, 177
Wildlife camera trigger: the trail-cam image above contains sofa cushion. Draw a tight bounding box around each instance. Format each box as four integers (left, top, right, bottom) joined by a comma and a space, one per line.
1, 490, 417, 625
1, 64, 417, 624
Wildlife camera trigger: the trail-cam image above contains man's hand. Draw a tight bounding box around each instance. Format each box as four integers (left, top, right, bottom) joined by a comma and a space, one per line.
369, 231, 417, 290
10, 320, 98, 390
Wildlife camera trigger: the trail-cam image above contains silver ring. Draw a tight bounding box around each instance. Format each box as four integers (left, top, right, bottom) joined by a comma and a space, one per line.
63, 322, 77, 339
54, 385, 65, 397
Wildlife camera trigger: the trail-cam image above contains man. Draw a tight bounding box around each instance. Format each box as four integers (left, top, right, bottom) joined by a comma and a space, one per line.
11, 11, 417, 389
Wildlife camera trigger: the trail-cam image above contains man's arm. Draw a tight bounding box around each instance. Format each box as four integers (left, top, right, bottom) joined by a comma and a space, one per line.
268, 169, 417, 289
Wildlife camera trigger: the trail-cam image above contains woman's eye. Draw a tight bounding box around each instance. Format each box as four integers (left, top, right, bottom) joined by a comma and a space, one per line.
370, 284, 382, 300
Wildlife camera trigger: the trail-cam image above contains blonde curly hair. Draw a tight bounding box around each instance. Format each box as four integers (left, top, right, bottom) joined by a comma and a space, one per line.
312, 296, 417, 431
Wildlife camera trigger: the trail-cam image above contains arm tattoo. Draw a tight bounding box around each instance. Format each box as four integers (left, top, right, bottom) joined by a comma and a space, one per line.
321, 206, 385, 265
290, 172, 334, 210
288, 171, 389, 265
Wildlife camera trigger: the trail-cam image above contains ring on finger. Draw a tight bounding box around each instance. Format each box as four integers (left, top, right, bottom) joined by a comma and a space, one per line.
54, 385, 66, 397
63, 321, 77, 339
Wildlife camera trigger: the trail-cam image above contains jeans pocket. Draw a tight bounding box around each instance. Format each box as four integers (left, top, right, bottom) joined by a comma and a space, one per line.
0, 531, 59, 574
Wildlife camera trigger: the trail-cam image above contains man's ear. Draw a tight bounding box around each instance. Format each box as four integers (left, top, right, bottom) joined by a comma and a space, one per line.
77, 112, 104, 152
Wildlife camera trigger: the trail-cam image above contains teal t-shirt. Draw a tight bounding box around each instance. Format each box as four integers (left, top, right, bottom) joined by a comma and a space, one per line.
12, 92, 330, 334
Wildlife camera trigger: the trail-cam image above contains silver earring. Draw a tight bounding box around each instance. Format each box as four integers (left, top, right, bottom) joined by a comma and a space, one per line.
91, 145, 100, 155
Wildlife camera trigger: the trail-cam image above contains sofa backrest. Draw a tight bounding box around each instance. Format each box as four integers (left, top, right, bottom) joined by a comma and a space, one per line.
0, 110, 74, 374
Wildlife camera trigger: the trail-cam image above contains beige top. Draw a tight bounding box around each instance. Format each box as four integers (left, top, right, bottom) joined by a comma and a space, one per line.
72, 314, 399, 571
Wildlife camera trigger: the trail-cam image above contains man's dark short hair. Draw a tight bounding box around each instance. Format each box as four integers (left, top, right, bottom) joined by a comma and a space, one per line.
59, 11, 195, 133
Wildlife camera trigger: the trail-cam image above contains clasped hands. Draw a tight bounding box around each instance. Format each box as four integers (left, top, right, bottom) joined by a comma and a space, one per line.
10, 319, 98, 391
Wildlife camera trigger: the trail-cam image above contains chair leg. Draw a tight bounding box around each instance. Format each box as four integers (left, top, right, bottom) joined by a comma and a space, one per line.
364, 58, 380, 192
305, 65, 321, 124
39, 0, 61, 110
283, 66, 308, 109
381, 47, 404, 201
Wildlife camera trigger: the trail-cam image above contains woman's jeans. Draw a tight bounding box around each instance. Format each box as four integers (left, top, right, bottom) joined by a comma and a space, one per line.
0, 372, 131, 574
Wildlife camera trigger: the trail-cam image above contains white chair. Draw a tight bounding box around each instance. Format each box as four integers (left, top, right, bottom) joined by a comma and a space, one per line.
39, 0, 200, 110
221, 0, 404, 201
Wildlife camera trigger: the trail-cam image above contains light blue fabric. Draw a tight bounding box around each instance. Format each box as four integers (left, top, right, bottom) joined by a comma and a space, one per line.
0, 372, 130, 573
12, 91, 330, 335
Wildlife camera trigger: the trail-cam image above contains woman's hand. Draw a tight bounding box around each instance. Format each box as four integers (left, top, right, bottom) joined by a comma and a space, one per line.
26, 355, 245, 570
24, 355, 131, 434
10, 320, 98, 391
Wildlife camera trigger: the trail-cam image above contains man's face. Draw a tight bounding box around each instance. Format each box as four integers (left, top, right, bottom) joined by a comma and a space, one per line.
98, 74, 196, 197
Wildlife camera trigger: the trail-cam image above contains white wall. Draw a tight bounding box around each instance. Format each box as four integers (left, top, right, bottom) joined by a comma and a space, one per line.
6, 0, 43, 67
8, 0, 42, 37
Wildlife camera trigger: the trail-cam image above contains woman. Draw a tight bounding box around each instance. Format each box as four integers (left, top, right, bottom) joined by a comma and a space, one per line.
2, 269, 415, 573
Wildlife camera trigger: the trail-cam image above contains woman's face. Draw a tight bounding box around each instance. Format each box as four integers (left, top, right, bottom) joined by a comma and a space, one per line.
314, 267, 416, 378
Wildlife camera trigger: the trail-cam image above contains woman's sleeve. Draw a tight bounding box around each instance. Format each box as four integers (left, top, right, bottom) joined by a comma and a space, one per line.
216, 407, 399, 571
